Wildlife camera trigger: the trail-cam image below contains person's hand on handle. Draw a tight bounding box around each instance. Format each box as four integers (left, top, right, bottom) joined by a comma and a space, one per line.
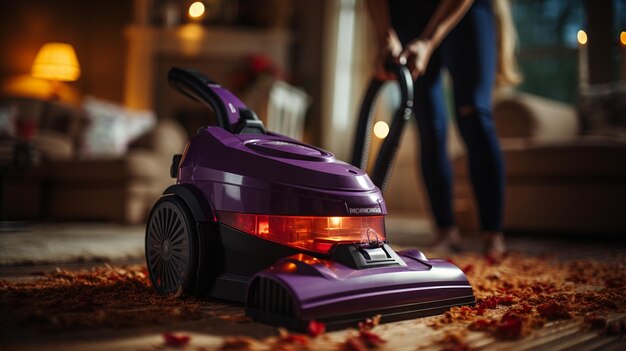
374, 29, 403, 81
399, 37, 436, 80
367, 0, 472, 81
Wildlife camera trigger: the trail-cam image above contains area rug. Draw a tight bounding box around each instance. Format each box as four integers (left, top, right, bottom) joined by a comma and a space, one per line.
0, 224, 144, 266
1, 253, 624, 350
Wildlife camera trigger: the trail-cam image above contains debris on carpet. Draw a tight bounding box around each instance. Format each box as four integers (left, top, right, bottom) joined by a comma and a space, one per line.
1, 253, 624, 350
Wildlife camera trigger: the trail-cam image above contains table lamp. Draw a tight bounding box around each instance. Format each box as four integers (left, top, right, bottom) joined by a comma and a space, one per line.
31, 42, 81, 100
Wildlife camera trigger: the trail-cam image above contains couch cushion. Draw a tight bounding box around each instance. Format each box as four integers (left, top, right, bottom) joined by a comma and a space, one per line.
80, 96, 156, 158
454, 139, 626, 180
494, 92, 579, 141
50, 150, 163, 182
32, 131, 73, 160
578, 83, 626, 139
504, 139, 626, 179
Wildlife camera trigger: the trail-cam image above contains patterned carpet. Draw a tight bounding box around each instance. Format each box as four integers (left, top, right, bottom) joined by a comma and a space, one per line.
1, 251, 624, 351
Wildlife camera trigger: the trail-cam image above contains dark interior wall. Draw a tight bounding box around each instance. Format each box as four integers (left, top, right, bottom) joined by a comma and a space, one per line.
0, 0, 132, 103
584, 0, 614, 85
291, 0, 325, 146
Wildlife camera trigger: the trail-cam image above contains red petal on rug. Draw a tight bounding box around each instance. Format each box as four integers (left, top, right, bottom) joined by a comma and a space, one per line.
307, 320, 326, 337
461, 264, 474, 274
359, 330, 386, 346
358, 314, 382, 331
494, 312, 524, 339
162, 332, 191, 347
537, 301, 572, 320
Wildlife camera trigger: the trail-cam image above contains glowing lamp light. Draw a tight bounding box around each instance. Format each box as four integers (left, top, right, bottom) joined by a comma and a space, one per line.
31, 42, 81, 82
620, 31, 626, 46
577, 30, 588, 45
188, 1, 205, 19
373, 121, 390, 139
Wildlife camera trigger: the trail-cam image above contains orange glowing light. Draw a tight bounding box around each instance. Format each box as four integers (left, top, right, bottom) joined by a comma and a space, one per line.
31, 42, 81, 81
577, 30, 588, 45
188, 2, 205, 19
304, 257, 320, 265
217, 212, 386, 254
284, 262, 297, 272
257, 219, 269, 236
329, 217, 342, 228
620, 31, 626, 46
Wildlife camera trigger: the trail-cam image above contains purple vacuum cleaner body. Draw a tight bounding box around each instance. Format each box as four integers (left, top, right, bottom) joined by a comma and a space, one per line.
145, 67, 474, 331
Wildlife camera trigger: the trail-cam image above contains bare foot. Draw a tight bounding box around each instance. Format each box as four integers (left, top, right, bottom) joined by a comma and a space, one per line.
432, 226, 463, 253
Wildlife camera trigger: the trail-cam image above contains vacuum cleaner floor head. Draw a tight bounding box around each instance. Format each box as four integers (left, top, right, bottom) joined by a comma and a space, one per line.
247, 249, 474, 331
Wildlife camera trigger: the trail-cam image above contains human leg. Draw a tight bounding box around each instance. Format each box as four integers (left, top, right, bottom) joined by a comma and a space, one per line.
411, 49, 461, 250
443, 0, 506, 256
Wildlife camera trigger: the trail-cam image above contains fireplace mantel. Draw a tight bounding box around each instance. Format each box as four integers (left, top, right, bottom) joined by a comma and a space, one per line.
124, 24, 293, 110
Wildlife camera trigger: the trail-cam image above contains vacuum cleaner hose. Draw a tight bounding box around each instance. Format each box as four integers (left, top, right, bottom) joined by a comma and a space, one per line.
350, 63, 414, 192
350, 79, 384, 170
168, 67, 232, 131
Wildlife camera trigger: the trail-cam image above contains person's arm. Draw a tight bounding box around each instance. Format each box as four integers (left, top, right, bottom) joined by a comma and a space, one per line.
400, 0, 474, 79
366, 0, 402, 80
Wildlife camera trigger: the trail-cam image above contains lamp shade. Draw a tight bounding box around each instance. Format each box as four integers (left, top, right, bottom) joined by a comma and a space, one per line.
31, 42, 81, 81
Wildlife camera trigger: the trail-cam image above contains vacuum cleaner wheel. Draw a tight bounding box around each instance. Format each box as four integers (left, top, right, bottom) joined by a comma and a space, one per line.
146, 196, 199, 295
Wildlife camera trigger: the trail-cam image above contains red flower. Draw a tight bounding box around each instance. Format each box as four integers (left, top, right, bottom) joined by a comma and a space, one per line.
248, 55, 274, 74
231, 54, 279, 92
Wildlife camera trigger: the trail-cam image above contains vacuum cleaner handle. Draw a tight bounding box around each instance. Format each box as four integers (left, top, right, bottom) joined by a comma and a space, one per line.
350, 62, 414, 192
168, 67, 265, 134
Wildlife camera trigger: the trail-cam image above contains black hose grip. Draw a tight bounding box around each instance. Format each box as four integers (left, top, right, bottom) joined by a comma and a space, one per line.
168, 67, 231, 130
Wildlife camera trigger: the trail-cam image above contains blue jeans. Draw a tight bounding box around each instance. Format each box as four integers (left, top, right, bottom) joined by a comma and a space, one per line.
390, 0, 505, 231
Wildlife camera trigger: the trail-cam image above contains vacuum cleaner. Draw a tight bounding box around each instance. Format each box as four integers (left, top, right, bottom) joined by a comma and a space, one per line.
145, 66, 474, 331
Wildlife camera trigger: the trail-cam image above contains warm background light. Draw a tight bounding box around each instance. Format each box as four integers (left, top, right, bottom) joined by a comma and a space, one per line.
31, 42, 81, 81
373, 121, 389, 139
620, 31, 626, 46
577, 30, 588, 45
329, 217, 342, 227
188, 2, 205, 19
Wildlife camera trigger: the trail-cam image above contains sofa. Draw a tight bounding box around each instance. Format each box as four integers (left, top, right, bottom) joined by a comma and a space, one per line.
45, 119, 186, 224
453, 90, 626, 234
2, 97, 187, 224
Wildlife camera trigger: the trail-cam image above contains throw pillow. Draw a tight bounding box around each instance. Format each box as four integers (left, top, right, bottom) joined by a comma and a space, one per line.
577, 83, 626, 139
80, 96, 156, 158
0, 104, 16, 139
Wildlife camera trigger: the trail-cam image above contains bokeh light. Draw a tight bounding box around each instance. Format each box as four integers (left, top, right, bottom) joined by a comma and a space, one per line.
577, 30, 587, 45
188, 2, 205, 19
373, 121, 389, 139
